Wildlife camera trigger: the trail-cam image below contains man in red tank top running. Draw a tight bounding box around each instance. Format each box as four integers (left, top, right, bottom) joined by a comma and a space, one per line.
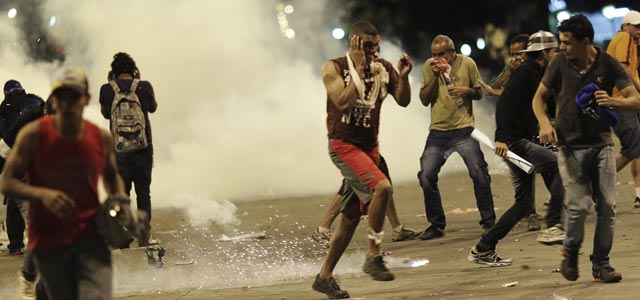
1, 68, 125, 300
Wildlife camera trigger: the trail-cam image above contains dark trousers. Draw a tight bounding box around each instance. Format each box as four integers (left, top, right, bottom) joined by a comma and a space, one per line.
417, 127, 496, 229
116, 148, 153, 224
33, 237, 112, 300
6, 196, 25, 251
478, 139, 565, 250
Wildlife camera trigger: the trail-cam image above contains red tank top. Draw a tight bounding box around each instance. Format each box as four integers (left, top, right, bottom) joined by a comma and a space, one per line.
27, 117, 105, 250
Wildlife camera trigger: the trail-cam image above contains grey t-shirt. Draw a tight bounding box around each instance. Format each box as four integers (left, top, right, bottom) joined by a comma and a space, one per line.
541, 48, 632, 148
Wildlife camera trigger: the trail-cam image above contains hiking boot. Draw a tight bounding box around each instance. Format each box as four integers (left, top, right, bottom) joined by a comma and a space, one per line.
467, 246, 512, 267
17, 271, 35, 300
418, 226, 444, 240
560, 250, 579, 281
634, 197, 640, 208
527, 213, 541, 231
392, 225, 420, 242
312, 227, 333, 248
362, 255, 395, 281
592, 265, 622, 283
536, 224, 565, 245
312, 274, 350, 299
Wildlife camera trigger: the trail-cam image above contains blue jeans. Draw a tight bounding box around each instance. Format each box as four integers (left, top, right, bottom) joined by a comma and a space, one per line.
478, 139, 565, 250
417, 127, 495, 229
558, 146, 616, 266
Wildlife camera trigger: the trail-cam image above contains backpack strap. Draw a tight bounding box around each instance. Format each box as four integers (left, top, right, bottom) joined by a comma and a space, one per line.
109, 79, 139, 94
109, 80, 121, 94
130, 79, 140, 92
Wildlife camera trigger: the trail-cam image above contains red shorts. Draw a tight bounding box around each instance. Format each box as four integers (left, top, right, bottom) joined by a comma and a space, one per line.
328, 139, 387, 214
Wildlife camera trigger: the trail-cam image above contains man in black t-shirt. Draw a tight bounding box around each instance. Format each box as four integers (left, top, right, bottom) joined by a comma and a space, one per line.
533, 14, 640, 283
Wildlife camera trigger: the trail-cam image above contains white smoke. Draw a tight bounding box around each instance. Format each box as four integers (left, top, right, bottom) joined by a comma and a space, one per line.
173, 193, 240, 227
0, 0, 501, 208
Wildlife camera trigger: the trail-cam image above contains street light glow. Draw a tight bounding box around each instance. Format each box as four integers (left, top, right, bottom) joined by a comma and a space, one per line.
461, 44, 472, 56
476, 38, 486, 50
8, 8, 17, 19
557, 10, 571, 22
602, 5, 630, 19
49, 16, 57, 27
332, 28, 345, 40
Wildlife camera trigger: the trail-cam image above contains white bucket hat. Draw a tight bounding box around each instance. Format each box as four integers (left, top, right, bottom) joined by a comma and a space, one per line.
519, 30, 558, 53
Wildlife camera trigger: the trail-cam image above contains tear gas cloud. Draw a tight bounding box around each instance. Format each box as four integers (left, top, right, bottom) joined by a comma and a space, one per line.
0, 0, 502, 208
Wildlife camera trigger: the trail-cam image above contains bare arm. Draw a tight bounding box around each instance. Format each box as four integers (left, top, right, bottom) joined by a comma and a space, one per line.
477, 78, 503, 97
595, 85, 640, 111
532, 83, 557, 144
492, 59, 521, 89
323, 35, 367, 111
322, 60, 360, 111
622, 64, 640, 92
100, 130, 125, 196
419, 60, 441, 106
0, 122, 75, 218
492, 68, 513, 89
392, 53, 412, 107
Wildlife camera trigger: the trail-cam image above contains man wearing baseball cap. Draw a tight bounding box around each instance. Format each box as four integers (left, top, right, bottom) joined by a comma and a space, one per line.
1, 80, 26, 137
468, 30, 565, 266
607, 10, 640, 209
1, 68, 126, 299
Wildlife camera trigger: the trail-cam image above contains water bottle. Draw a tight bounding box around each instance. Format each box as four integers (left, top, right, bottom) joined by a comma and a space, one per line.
447, 75, 463, 106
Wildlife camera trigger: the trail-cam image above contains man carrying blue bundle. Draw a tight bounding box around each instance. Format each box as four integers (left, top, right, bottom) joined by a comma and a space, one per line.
533, 14, 640, 283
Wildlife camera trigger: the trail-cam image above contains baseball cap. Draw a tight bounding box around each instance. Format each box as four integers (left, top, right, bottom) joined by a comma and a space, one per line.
50, 68, 88, 96
3, 79, 23, 95
519, 30, 558, 53
622, 10, 640, 25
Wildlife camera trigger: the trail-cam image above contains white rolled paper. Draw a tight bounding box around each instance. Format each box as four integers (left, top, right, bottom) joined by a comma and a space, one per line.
470, 129, 534, 174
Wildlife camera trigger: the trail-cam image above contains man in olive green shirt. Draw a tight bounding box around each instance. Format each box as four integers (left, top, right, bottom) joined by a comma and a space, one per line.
417, 35, 496, 240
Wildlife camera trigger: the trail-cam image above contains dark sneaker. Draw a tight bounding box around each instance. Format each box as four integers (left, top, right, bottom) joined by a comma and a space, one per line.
418, 226, 444, 240
363, 255, 395, 281
312, 227, 333, 248
9, 248, 24, 256
527, 213, 542, 231
312, 274, 350, 299
392, 225, 420, 242
467, 246, 512, 267
634, 197, 640, 208
560, 250, 579, 281
592, 265, 622, 283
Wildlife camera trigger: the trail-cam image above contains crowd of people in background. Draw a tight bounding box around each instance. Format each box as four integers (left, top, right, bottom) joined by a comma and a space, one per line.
0, 52, 158, 300
314, 11, 640, 299
0, 9, 639, 300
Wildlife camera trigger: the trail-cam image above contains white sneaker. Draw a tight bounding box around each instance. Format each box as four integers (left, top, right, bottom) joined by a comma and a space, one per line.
17, 271, 35, 300
536, 224, 565, 245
